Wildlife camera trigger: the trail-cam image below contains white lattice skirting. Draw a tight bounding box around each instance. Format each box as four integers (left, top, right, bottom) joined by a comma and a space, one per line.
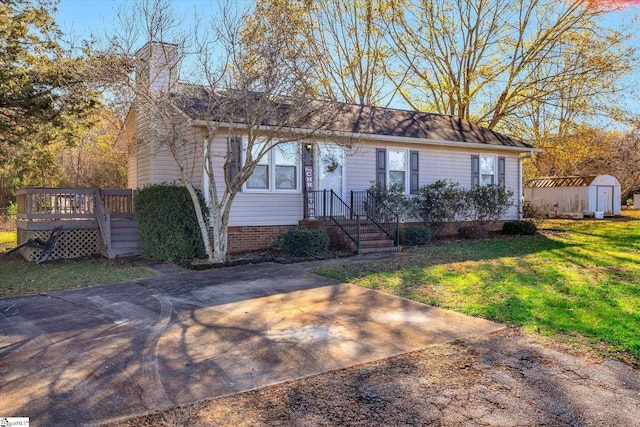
18, 228, 104, 261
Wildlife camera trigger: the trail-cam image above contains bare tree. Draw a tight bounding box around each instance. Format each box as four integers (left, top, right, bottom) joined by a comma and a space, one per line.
91, 0, 344, 262
385, 0, 636, 133
245, 0, 396, 106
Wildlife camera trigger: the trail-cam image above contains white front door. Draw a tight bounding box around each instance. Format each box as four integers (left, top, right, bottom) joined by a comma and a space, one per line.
316, 145, 345, 216
317, 145, 344, 194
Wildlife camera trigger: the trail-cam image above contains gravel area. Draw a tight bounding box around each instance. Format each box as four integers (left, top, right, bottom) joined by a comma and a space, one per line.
107, 327, 640, 427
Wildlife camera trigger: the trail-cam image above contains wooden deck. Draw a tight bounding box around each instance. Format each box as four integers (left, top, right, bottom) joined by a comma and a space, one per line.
16, 188, 142, 260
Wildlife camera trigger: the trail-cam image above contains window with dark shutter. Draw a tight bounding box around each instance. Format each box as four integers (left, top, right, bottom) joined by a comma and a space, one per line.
498, 157, 506, 187
471, 155, 480, 188
410, 150, 419, 194
227, 136, 242, 190
376, 148, 386, 187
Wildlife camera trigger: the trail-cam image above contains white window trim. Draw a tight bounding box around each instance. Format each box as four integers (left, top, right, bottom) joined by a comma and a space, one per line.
243, 141, 302, 194
387, 147, 409, 194
480, 154, 497, 186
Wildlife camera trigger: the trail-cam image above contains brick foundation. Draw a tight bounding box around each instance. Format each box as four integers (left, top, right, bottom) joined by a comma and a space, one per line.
401, 220, 506, 237
299, 220, 356, 251
221, 225, 297, 253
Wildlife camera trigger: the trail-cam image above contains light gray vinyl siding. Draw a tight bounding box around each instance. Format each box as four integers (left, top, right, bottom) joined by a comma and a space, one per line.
135, 107, 152, 187
206, 133, 304, 226
345, 141, 521, 220
135, 123, 523, 225
228, 193, 303, 226
127, 142, 137, 190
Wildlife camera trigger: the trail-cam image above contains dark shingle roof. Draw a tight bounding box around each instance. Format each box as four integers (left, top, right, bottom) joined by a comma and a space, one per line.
173, 89, 534, 150
329, 104, 530, 148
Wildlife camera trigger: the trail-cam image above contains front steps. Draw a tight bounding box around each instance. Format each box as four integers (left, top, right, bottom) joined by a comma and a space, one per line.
300, 219, 400, 255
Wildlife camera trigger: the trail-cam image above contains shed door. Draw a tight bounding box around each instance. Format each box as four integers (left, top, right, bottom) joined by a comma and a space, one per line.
596, 186, 614, 214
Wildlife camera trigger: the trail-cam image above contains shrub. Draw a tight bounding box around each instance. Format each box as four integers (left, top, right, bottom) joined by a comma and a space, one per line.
135, 184, 209, 260
280, 229, 329, 257
366, 181, 410, 221
458, 225, 488, 239
522, 201, 546, 220
401, 226, 432, 246
7, 201, 17, 216
503, 220, 537, 235
411, 180, 465, 231
465, 184, 513, 223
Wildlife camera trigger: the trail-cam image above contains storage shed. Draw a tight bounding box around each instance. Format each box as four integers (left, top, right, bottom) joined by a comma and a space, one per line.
524, 175, 621, 217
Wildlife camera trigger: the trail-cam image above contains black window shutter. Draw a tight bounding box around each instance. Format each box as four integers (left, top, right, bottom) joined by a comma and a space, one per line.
376, 148, 386, 187
227, 137, 242, 189
410, 150, 419, 194
498, 156, 506, 187
471, 155, 480, 188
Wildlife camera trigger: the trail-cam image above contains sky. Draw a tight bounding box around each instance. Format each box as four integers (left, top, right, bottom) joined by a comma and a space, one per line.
54, 0, 640, 124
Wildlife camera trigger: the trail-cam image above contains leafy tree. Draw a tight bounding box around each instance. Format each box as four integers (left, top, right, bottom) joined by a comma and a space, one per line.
56, 108, 127, 189
0, 0, 101, 200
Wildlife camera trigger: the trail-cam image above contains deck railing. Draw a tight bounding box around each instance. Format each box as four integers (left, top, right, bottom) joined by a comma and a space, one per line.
94, 189, 112, 255
16, 188, 135, 221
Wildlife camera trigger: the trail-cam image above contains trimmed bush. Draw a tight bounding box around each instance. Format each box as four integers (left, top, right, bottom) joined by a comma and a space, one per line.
280, 229, 329, 257
411, 180, 465, 230
465, 184, 513, 223
135, 184, 208, 260
401, 226, 432, 246
503, 220, 537, 235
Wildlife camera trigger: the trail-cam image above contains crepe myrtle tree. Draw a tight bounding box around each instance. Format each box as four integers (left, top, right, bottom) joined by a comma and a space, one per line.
93, 0, 347, 263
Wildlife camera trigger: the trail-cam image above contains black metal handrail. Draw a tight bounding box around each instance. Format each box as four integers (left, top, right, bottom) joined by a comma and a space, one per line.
351, 190, 400, 246
304, 189, 360, 250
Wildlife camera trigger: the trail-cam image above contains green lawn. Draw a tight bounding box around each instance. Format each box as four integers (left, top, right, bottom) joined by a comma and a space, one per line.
0, 230, 159, 298
315, 215, 640, 363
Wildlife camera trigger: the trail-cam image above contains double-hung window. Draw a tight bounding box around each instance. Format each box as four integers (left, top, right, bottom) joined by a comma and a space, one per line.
245, 141, 299, 192
472, 154, 506, 187
376, 148, 419, 194
480, 155, 496, 186
275, 144, 298, 190
388, 150, 407, 192
246, 141, 269, 190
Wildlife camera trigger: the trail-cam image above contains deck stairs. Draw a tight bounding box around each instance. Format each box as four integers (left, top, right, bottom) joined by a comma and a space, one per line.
107, 218, 142, 258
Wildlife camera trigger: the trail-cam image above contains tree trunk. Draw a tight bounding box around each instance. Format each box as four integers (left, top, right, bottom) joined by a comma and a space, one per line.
182, 181, 215, 263
209, 208, 228, 263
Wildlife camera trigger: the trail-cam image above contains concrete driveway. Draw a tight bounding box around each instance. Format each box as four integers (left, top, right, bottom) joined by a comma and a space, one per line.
0, 261, 503, 426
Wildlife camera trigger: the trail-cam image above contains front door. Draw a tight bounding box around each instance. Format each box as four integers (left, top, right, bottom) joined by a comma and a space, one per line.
317, 145, 345, 216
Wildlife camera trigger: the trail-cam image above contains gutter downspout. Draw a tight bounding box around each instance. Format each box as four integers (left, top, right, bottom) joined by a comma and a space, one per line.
519, 150, 534, 219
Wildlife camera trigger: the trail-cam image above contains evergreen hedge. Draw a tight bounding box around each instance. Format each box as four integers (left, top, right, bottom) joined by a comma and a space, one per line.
280, 229, 329, 257
135, 184, 208, 260
401, 226, 432, 246
502, 220, 538, 235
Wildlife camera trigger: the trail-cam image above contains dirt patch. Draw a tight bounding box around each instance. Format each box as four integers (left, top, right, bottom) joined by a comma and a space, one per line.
175, 249, 356, 270
106, 327, 640, 427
